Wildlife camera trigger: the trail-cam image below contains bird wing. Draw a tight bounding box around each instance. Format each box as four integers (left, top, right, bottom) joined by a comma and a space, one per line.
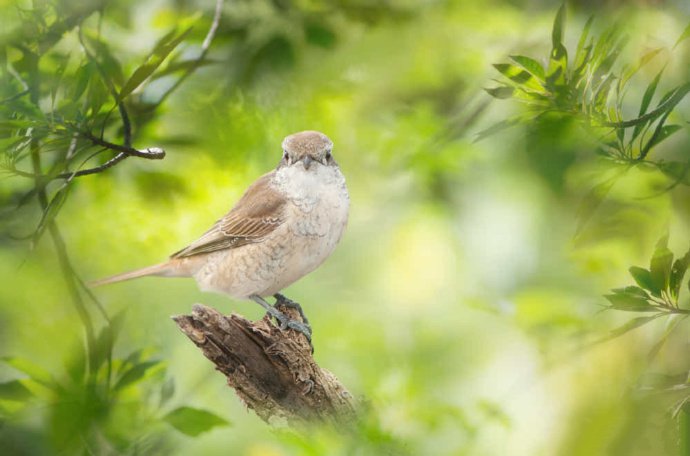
170, 172, 286, 259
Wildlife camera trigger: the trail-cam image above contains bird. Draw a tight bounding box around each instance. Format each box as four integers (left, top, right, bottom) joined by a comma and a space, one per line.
91, 130, 349, 341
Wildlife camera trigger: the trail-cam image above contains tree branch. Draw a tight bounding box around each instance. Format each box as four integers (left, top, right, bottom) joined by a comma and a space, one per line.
173, 303, 357, 427
71, 130, 165, 159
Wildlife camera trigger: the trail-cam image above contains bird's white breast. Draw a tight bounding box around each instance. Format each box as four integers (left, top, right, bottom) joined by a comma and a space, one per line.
270, 164, 350, 288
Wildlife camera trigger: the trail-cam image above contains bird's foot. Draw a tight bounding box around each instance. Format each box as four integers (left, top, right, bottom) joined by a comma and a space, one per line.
274, 312, 312, 343
273, 293, 310, 326
249, 295, 312, 345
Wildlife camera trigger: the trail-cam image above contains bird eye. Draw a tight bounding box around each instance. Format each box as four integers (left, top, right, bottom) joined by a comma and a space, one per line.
325, 149, 332, 159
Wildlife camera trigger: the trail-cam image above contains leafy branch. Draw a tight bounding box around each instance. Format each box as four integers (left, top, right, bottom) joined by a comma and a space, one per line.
604, 236, 690, 327
483, 5, 690, 186
0, 0, 228, 452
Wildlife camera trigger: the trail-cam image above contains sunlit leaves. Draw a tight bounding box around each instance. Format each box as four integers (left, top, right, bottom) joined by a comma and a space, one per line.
510, 55, 545, 82
605, 287, 654, 312
603, 237, 690, 344
484, 6, 690, 185
162, 407, 230, 436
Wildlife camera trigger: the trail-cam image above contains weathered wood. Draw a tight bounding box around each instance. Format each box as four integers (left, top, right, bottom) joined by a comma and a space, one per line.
172, 303, 356, 427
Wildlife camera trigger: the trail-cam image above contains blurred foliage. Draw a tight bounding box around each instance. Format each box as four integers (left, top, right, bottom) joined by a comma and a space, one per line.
1, 0, 690, 455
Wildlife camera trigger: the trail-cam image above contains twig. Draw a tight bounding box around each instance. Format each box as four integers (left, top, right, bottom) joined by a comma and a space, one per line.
57, 152, 128, 179
173, 303, 357, 427
74, 131, 165, 159
9, 139, 163, 180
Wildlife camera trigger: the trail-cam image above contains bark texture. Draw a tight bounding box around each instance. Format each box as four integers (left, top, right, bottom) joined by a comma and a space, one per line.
172, 303, 356, 427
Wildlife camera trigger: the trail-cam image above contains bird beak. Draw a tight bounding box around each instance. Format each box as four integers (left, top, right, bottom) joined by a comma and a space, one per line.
301, 156, 313, 170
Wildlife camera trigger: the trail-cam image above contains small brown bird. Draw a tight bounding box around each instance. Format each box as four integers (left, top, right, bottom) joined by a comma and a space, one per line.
91, 131, 349, 340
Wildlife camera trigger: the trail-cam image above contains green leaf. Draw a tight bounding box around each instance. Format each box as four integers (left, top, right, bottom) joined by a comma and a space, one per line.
629, 83, 690, 159
639, 68, 665, 116
1, 357, 55, 388
71, 63, 92, 100
493, 63, 535, 85
91, 310, 127, 374
604, 292, 654, 312
114, 360, 162, 391
551, 4, 566, 50
657, 161, 690, 186
629, 266, 660, 296
509, 55, 545, 81
632, 69, 664, 141
607, 315, 661, 339
671, 248, 690, 300
0, 380, 33, 402
674, 22, 690, 49
643, 123, 683, 153
119, 25, 194, 100
572, 16, 594, 84
637, 372, 687, 389
33, 184, 70, 244
150, 58, 218, 80
546, 44, 568, 88
163, 406, 230, 436
159, 377, 175, 407
575, 15, 594, 65
82, 31, 125, 86
612, 286, 650, 299
485, 86, 514, 99
592, 72, 616, 111
474, 117, 523, 142
650, 235, 674, 293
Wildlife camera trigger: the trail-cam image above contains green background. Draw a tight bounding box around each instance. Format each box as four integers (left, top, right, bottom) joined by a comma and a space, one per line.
2, 0, 690, 454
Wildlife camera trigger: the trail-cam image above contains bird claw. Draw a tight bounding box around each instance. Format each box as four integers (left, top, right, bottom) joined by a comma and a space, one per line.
251, 294, 313, 351
273, 312, 312, 342
274, 293, 310, 326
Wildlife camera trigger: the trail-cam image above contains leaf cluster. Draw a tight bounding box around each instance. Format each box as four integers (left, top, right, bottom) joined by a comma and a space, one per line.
485, 6, 690, 184
605, 236, 690, 316
599, 235, 690, 366
0, 313, 228, 453
0, 2, 229, 453
0, 1, 208, 244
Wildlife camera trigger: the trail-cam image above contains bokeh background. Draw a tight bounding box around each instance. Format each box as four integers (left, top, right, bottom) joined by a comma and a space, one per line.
2, 0, 690, 454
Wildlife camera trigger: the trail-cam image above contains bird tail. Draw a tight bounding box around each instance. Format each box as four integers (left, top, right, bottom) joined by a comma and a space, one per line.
89, 262, 173, 287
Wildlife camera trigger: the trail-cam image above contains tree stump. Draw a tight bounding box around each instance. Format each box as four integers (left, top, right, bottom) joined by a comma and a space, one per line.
172, 303, 357, 427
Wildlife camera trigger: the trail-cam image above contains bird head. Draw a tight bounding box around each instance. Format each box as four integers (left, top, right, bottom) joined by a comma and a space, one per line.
279, 131, 336, 170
